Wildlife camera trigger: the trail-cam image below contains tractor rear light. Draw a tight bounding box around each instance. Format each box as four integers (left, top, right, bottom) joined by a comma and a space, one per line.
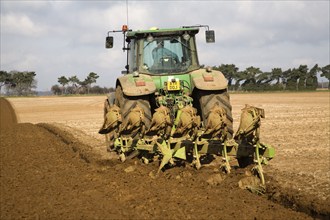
135, 79, 146, 86
122, 25, 128, 32
203, 74, 214, 82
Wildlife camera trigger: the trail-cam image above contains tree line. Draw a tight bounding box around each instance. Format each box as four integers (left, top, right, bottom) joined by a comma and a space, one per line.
1, 64, 329, 96
0, 70, 37, 96
0, 71, 113, 96
51, 72, 113, 95
213, 64, 329, 91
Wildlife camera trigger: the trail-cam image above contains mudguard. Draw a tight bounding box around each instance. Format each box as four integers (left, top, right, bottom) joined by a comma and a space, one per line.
190, 69, 228, 90
117, 74, 156, 96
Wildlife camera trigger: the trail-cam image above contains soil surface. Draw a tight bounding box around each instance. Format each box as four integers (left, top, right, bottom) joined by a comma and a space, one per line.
0, 97, 18, 131
1, 92, 329, 219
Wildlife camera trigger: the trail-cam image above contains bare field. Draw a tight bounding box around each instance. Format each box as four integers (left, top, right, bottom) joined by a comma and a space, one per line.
2, 91, 329, 219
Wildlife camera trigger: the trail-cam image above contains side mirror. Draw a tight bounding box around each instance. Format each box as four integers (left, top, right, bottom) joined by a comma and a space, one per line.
105, 36, 114, 48
205, 30, 215, 43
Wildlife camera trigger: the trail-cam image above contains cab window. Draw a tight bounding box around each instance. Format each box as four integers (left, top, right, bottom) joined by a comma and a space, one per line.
142, 37, 193, 74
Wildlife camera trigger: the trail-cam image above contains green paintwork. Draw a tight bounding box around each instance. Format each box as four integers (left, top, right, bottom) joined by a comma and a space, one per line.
153, 74, 193, 92
118, 68, 229, 96
173, 147, 187, 160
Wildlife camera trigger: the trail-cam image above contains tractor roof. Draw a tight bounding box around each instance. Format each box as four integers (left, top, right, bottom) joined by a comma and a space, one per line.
126, 27, 199, 39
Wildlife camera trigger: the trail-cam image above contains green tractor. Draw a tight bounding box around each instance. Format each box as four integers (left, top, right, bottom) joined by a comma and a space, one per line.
99, 25, 274, 185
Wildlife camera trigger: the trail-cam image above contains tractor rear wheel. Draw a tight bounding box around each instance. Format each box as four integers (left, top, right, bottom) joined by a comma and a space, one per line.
196, 89, 233, 138
102, 93, 115, 151
115, 85, 152, 137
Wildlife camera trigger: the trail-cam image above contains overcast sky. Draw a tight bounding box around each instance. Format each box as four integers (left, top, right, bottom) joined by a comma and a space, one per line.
1, 0, 329, 91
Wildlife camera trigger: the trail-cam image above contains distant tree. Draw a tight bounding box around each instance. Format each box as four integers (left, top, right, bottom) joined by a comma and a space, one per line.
84, 72, 99, 94
296, 65, 308, 90
305, 64, 319, 90
0, 70, 11, 93
9, 71, 37, 96
58, 76, 69, 94
0, 71, 8, 85
232, 71, 244, 90
51, 84, 61, 95
268, 68, 284, 90
285, 68, 300, 90
68, 75, 81, 94
66, 86, 75, 94
256, 72, 272, 91
281, 68, 290, 90
89, 85, 103, 94
68, 75, 80, 87
241, 66, 262, 91
270, 68, 283, 85
321, 64, 330, 89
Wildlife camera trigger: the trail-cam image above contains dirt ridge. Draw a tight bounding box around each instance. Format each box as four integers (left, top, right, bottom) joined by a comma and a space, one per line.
0, 97, 18, 131
266, 176, 330, 219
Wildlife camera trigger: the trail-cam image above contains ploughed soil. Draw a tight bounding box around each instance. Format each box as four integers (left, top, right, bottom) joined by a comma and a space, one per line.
1, 93, 329, 219
0, 98, 18, 130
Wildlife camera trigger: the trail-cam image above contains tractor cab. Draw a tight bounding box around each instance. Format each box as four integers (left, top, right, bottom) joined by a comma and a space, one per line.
106, 26, 215, 75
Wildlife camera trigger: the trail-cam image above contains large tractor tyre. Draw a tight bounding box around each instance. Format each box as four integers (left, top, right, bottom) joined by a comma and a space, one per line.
101, 92, 118, 151
115, 85, 152, 137
195, 89, 233, 138
104, 92, 115, 116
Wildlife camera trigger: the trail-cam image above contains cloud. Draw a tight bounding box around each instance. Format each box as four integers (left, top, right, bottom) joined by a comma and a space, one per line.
0, 1, 329, 91
214, 1, 329, 47
1, 13, 47, 36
